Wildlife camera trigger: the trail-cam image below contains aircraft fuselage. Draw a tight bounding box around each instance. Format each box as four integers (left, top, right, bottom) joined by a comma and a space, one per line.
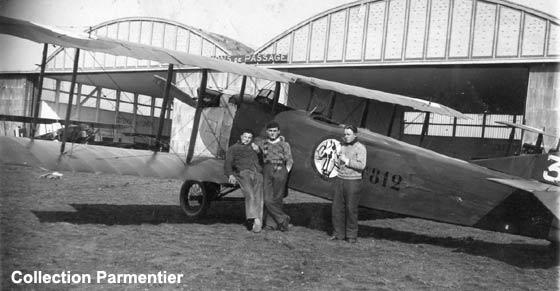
272, 110, 556, 241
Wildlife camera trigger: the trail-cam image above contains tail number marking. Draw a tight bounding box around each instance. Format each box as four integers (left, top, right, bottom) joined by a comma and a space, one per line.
364, 166, 403, 191
543, 155, 560, 184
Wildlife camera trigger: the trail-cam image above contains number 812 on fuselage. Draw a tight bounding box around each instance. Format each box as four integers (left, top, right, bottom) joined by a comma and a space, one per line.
363, 166, 403, 191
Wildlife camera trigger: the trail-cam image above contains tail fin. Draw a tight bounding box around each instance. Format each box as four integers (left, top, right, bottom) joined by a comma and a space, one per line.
487, 177, 559, 241
480, 152, 560, 241
473, 152, 559, 186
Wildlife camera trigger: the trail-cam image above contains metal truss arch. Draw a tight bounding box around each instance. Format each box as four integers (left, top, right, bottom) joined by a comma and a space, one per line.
255, 0, 560, 66
45, 16, 254, 72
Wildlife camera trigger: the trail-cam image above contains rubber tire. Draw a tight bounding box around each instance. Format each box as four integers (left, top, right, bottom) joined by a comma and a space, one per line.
180, 180, 212, 219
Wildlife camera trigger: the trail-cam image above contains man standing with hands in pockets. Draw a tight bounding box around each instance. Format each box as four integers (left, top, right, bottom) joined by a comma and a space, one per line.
255, 122, 293, 231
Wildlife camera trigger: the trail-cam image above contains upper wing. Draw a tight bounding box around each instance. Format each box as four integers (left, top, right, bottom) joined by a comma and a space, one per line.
488, 178, 560, 219
0, 15, 466, 119
0, 16, 294, 83
290, 74, 468, 119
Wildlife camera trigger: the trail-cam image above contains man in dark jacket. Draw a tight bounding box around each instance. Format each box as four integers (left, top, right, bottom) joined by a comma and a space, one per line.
224, 129, 263, 232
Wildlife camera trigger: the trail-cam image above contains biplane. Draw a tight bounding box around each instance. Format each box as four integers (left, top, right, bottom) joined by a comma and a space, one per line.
0, 114, 130, 144
0, 16, 558, 243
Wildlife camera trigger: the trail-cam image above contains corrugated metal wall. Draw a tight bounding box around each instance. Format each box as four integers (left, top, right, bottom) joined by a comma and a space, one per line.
0, 76, 34, 136
525, 63, 560, 151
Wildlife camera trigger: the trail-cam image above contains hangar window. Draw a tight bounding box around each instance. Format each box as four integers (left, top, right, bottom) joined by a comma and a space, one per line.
78, 86, 95, 108
56, 81, 77, 105
59, 81, 71, 92
42, 89, 55, 102
40, 77, 58, 102
99, 89, 116, 111
137, 94, 152, 105
99, 98, 115, 111
101, 88, 116, 100
403, 112, 524, 139
119, 102, 133, 113
43, 78, 57, 90
58, 92, 70, 105
154, 98, 162, 108
118, 91, 135, 104
81, 97, 97, 108
136, 105, 151, 116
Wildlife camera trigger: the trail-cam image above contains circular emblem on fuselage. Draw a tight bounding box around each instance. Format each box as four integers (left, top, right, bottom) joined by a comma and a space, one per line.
313, 138, 342, 178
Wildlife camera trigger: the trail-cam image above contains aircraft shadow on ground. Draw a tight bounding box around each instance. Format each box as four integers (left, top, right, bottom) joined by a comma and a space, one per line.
32, 200, 557, 268
30, 199, 393, 227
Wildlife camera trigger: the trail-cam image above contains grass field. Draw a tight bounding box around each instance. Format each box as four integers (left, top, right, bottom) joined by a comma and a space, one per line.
1, 164, 558, 290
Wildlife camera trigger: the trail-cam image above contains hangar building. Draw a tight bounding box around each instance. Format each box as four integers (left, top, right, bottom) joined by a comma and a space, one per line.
253, 0, 560, 159
0, 0, 558, 160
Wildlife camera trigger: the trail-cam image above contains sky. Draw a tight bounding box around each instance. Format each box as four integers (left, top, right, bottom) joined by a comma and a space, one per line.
0, 0, 558, 71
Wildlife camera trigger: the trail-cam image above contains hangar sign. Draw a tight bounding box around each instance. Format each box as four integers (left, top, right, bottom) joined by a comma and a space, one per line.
214, 54, 288, 64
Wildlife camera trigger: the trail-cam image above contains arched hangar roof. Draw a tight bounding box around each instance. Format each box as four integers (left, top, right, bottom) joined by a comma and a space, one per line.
255, 0, 560, 66
45, 16, 253, 71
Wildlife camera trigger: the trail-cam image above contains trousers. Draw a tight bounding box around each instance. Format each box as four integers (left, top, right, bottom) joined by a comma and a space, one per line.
262, 164, 289, 228
236, 169, 263, 220
332, 178, 362, 239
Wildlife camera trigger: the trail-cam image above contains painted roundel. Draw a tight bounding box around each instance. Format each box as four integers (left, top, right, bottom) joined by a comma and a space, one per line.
313, 138, 342, 178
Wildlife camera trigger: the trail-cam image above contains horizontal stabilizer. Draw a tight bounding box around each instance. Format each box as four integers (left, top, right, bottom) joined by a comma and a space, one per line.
495, 121, 559, 138
0, 114, 130, 129
472, 154, 551, 182
488, 178, 560, 219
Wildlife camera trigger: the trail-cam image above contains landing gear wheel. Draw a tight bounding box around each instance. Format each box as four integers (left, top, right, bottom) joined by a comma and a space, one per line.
180, 181, 212, 218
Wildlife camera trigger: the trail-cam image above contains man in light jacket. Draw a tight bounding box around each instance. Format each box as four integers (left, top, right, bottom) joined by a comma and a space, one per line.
330, 125, 367, 243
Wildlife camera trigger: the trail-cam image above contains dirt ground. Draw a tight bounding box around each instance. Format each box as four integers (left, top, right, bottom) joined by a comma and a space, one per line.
1, 164, 558, 290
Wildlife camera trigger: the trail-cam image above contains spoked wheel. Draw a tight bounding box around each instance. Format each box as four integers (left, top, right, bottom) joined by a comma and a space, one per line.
179, 180, 216, 219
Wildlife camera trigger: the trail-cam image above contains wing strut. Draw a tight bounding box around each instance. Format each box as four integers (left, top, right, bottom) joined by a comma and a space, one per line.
271, 81, 281, 114
505, 126, 516, 156
305, 87, 315, 111
31, 43, 49, 140
505, 115, 518, 156
60, 48, 80, 154
187, 69, 208, 164
156, 64, 174, 151
419, 112, 430, 147
359, 100, 370, 128
386, 105, 397, 137
326, 92, 336, 120
239, 76, 247, 108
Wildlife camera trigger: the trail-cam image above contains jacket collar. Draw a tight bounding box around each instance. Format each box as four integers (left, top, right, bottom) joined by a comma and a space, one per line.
342, 138, 358, 146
